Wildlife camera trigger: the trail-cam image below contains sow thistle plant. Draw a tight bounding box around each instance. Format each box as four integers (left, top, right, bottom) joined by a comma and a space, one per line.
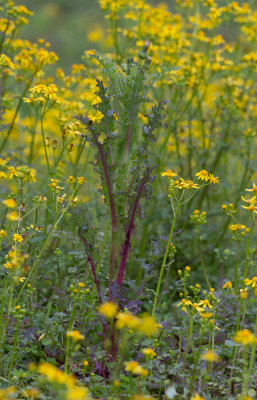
76, 42, 175, 297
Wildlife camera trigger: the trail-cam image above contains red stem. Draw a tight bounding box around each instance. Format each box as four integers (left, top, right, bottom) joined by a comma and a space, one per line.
80, 234, 102, 304
116, 176, 148, 286
89, 130, 118, 277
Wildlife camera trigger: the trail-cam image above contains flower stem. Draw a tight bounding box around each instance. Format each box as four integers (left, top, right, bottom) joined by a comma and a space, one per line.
197, 233, 211, 289
152, 205, 178, 317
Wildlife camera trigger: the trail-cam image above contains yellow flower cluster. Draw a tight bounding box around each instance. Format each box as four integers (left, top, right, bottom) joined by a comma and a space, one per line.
98, 302, 161, 336
234, 329, 257, 346
31, 362, 90, 400
125, 361, 148, 377
66, 330, 85, 342
24, 84, 61, 105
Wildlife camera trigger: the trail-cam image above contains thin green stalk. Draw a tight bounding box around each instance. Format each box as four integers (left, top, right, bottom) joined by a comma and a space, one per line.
243, 220, 255, 285
28, 115, 38, 164
197, 233, 211, 289
190, 329, 204, 396
64, 302, 77, 374
234, 247, 239, 293
236, 298, 243, 333
0, 274, 9, 364
0, 69, 38, 153
40, 114, 51, 173
183, 313, 194, 366
1, 277, 15, 366
7, 317, 20, 378
241, 346, 249, 397
152, 205, 178, 317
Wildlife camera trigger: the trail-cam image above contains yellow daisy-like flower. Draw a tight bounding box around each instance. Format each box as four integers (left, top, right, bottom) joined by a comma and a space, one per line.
244, 277, 257, 288
77, 177, 86, 184
66, 330, 85, 341
161, 169, 177, 178
125, 361, 148, 377
242, 204, 257, 213
195, 170, 209, 181
2, 198, 16, 208
66, 386, 89, 400
208, 174, 219, 184
137, 314, 161, 337
240, 288, 248, 299
141, 348, 157, 359
13, 233, 23, 243
234, 329, 257, 346
200, 350, 220, 362
115, 312, 140, 330
241, 195, 256, 205
98, 302, 118, 319
245, 183, 257, 192
0, 229, 7, 238
223, 281, 232, 289
200, 312, 212, 319
241, 195, 257, 212
191, 394, 205, 400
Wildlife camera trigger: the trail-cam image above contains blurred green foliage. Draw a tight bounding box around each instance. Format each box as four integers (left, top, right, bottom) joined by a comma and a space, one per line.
20, 0, 164, 71
21, 0, 105, 71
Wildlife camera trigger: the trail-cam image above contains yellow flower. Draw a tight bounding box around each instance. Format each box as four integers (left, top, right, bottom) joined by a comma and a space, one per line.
245, 183, 257, 192
200, 350, 220, 362
66, 386, 89, 400
125, 361, 148, 377
57, 194, 66, 204
137, 314, 161, 337
2, 198, 16, 208
200, 312, 212, 319
0, 229, 7, 238
77, 177, 86, 184
191, 394, 205, 400
195, 170, 209, 181
241, 195, 256, 204
116, 312, 140, 330
37, 362, 75, 387
67, 176, 76, 183
99, 302, 118, 319
0, 387, 16, 398
83, 360, 88, 367
173, 178, 199, 190
0, 171, 7, 179
141, 348, 157, 359
244, 277, 257, 288
240, 288, 248, 299
241, 195, 257, 212
223, 281, 232, 289
234, 329, 257, 346
13, 233, 23, 243
242, 204, 257, 213
208, 174, 219, 184
161, 169, 177, 178
66, 330, 85, 341
78, 282, 85, 288
229, 224, 246, 232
